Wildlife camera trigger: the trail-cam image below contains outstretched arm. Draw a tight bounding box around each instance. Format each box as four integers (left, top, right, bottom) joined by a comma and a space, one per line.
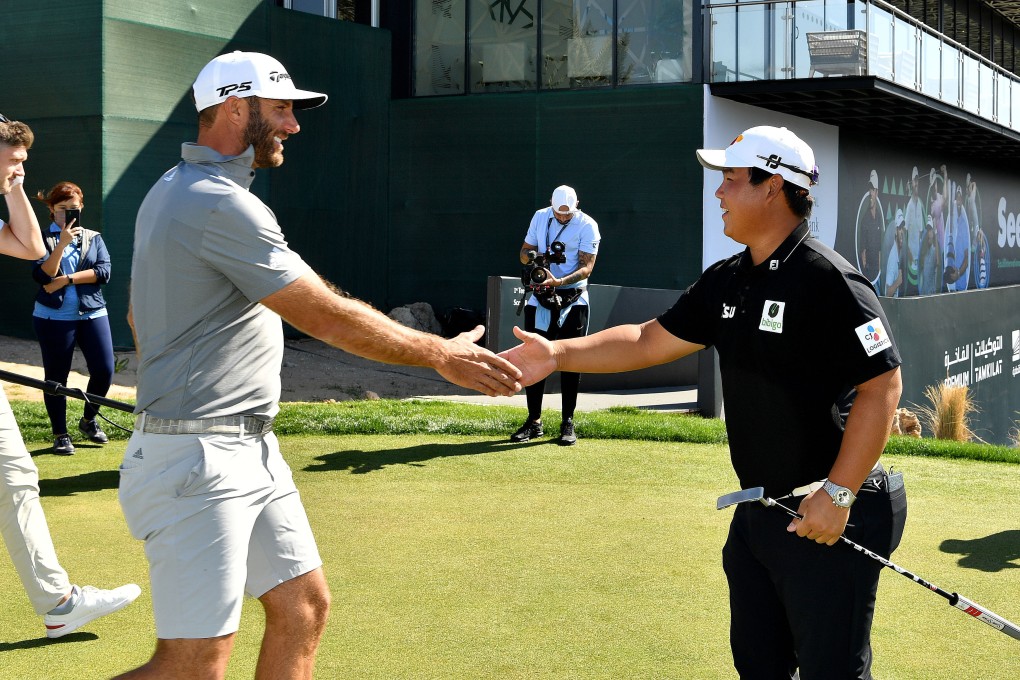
261, 273, 522, 397
500, 320, 703, 386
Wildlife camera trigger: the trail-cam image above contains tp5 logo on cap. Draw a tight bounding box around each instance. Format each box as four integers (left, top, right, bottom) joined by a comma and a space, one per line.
758, 300, 785, 333
856, 318, 893, 356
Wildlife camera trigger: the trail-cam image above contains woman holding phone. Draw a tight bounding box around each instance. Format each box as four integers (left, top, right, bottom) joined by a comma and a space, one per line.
31, 181, 114, 454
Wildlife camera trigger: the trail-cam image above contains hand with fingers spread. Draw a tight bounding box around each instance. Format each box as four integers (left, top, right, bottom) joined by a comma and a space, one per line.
498, 325, 558, 387
433, 325, 522, 397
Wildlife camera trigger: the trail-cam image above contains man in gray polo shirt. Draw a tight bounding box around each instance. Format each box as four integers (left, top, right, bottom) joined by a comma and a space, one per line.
118, 52, 522, 680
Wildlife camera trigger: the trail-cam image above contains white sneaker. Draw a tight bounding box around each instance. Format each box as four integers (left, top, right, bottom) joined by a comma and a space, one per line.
44, 584, 142, 638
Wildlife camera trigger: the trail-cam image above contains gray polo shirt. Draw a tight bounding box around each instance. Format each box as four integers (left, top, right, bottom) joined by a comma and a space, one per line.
131, 143, 312, 419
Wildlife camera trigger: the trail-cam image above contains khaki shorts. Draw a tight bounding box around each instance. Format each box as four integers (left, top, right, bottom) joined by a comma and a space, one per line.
118, 429, 321, 638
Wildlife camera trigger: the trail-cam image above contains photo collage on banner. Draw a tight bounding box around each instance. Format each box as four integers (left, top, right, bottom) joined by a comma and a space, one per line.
835, 138, 1014, 297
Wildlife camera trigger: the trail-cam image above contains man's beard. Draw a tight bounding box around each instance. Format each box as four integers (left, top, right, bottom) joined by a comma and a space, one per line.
243, 100, 282, 169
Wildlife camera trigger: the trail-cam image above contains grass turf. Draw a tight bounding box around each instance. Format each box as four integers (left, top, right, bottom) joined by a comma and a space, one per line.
1, 430, 1018, 678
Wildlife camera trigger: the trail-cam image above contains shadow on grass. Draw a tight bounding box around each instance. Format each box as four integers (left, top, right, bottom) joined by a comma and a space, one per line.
0, 631, 98, 649
39, 470, 120, 496
305, 438, 546, 474
940, 530, 1020, 572
29, 443, 105, 458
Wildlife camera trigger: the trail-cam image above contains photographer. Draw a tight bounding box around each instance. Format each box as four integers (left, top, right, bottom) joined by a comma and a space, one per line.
511, 185, 600, 446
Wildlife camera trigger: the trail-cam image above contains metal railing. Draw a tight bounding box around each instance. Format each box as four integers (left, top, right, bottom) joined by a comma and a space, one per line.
705, 0, 1020, 130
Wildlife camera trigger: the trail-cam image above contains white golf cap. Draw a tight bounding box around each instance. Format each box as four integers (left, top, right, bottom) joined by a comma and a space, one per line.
869, 169, 879, 190
192, 51, 328, 112
551, 185, 578, 214
696, 126, 818, 189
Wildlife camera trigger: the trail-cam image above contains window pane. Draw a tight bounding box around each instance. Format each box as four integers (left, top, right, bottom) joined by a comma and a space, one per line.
919, 30, 938, 97
414, 0, 466, 96
618, 1, 692, 86
291, 0, 326, 16
565, 1, 614, 88
469, 0, 538, 92
542, 1, 572, 89
709, 5, 737, 82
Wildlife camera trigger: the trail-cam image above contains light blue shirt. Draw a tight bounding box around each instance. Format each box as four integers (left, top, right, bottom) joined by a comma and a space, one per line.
523, 207, 601, 331
33, 224, 108, 321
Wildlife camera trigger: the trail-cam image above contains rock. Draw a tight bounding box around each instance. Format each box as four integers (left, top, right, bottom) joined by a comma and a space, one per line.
890, 407, 922, 438
387, 302, 442, 335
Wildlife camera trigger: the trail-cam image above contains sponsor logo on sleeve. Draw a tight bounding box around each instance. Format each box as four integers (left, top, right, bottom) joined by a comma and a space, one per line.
855, 318, 893, 356
758, 300, 785, 333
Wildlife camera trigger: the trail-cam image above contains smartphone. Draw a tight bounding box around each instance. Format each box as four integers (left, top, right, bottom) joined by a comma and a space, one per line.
64, 208, 81, 228
64, 208, 81, 245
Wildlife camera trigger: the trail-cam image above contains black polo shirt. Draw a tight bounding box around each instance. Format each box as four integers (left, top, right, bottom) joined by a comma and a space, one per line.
658, 222, 901, 497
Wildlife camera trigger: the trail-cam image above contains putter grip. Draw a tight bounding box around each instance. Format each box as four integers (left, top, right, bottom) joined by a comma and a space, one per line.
951, 593, 1020, 641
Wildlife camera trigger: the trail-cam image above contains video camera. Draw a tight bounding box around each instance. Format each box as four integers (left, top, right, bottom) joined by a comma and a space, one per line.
521, 241, 567, 288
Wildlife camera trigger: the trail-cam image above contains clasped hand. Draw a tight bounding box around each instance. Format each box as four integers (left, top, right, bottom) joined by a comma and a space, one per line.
787, 490, 851, 546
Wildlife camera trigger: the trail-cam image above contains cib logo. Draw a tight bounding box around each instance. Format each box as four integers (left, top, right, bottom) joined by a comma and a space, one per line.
216, 81, 253, 97
758, 300, 785, 333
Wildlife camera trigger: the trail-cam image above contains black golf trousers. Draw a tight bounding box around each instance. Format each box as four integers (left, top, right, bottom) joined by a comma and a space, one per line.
522, 304, 589, 421
722, 466, 907, 679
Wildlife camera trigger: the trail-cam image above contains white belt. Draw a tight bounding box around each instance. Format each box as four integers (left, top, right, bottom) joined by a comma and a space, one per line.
779, 462, 882, 499
779, 480, 826, 499
134, 413, 273, 436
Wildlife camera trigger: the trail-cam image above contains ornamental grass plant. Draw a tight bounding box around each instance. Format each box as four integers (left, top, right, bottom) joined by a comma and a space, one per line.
918, 382, 977, 442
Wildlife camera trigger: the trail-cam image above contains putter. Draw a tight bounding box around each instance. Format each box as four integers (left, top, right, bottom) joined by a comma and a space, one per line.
0, 368, 135, 413
717, 487, 1020, 642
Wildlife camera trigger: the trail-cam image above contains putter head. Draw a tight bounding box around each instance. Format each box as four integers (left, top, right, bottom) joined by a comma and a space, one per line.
716, 487, 766, 510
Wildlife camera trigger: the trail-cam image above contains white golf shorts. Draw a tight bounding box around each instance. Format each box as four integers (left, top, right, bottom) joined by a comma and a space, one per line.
118, 429, 321, 638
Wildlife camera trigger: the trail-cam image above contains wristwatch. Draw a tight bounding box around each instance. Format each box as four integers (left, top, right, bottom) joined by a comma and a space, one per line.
822, 480, 857, 508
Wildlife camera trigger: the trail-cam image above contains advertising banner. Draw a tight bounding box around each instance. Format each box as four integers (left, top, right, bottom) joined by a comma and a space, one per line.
882, 289, 1020, 445
832, 132, 1020, 443
834, 135, 1009, 296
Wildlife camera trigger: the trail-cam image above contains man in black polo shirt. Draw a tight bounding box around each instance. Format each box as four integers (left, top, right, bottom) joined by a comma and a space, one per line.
500, 125, 905, 679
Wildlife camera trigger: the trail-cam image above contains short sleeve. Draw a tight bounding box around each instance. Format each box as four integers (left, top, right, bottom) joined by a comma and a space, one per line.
656, 265, 724, 347
201, 193, 312, 303
833, 270, 902, 386
524, 210, 545, 247
579, 218, 600, 254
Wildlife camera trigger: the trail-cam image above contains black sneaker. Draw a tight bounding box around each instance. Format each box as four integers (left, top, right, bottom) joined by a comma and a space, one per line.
558, 419, 577, 446
78, 418, 109, 444
53, 435, 75, 455
510, 420, 543, 443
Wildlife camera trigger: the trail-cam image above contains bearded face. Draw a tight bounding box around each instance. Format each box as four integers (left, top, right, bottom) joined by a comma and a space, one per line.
243, 98, 284, 169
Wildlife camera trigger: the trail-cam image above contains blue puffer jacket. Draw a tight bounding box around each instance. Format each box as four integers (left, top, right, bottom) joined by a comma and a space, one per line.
32, 228, 111, 312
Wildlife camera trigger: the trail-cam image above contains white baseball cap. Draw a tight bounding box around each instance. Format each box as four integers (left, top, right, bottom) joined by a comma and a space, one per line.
869, 169, 879, 190
696, 125, 818, 189
551, 185, 578, 214
192, 51, 328, 112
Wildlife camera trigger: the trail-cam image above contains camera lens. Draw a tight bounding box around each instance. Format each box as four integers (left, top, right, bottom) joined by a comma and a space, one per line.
530, 267, 548, 284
